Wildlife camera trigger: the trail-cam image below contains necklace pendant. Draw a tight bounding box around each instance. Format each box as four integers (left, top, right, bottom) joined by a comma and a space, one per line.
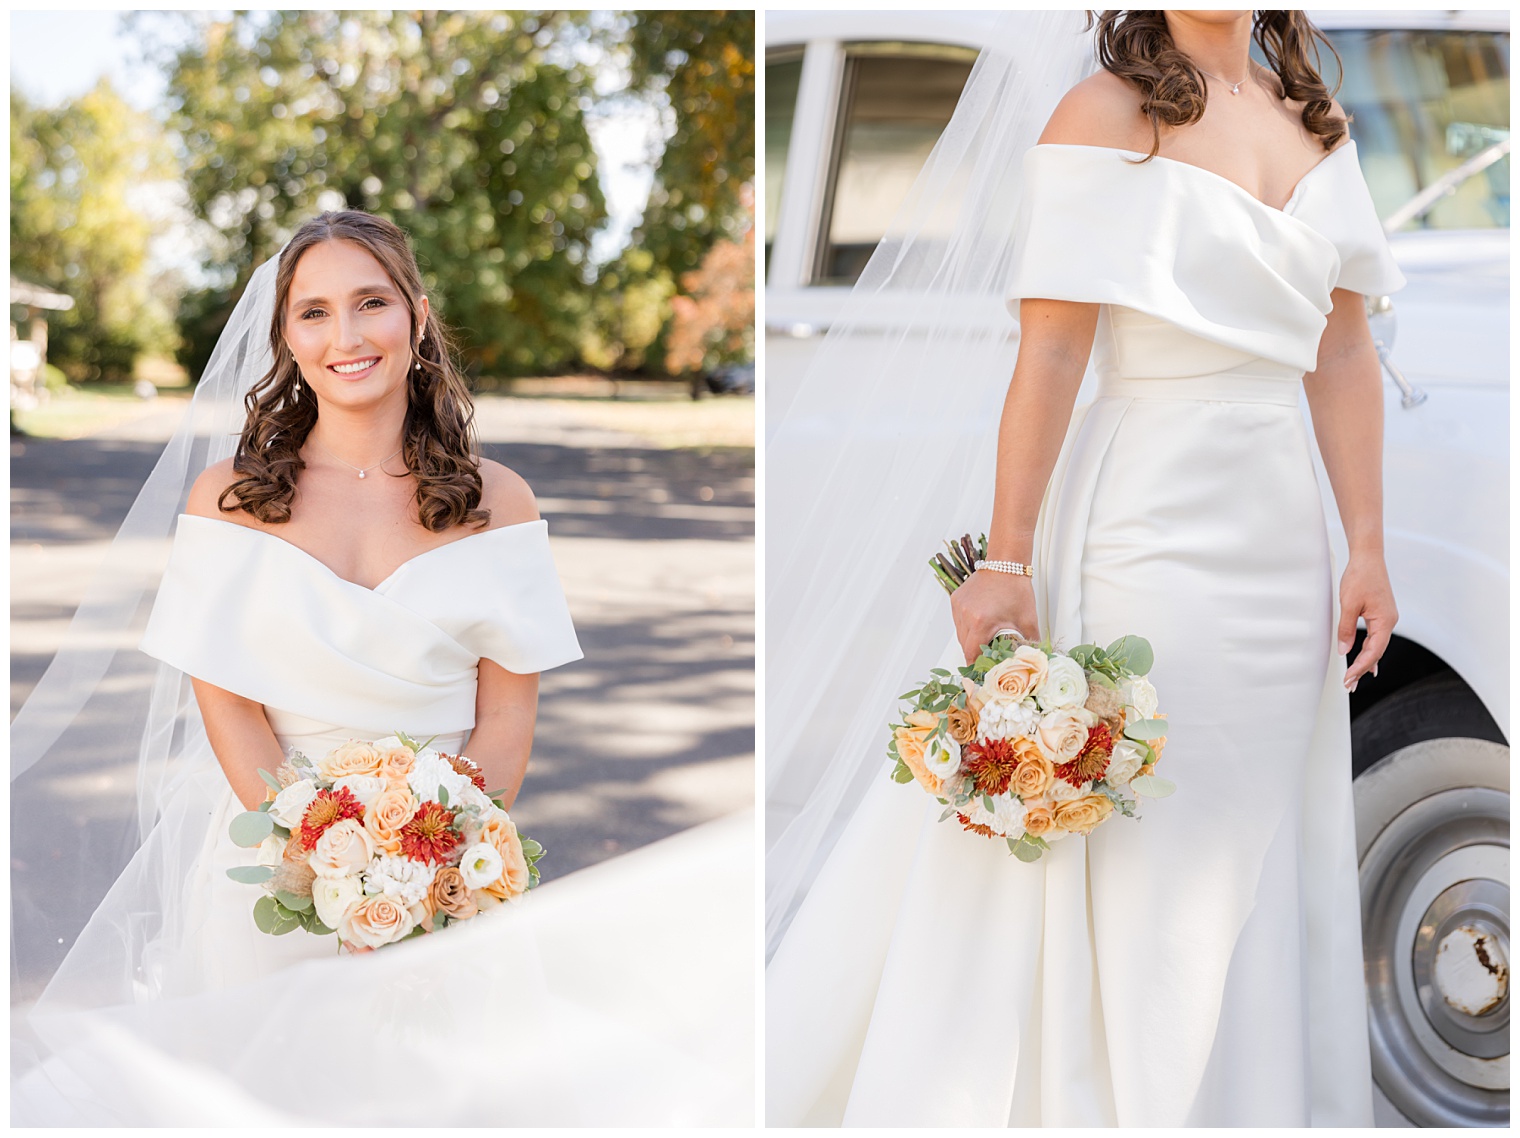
358, 470, 366, 479
1230, 82, 1242, 95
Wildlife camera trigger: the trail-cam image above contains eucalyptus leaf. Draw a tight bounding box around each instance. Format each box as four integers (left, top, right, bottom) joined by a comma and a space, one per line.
438, 785, 450, 808
274, 889, 314, 913
252, 895, 281, 934
228, 810, 275, 848
521, 839, 543, 857
1123, 718, 1169, 741
256, 767, 283, 792
1105, 635, 1154, 675
982, 794, 996, 813
226, 864, 275, 885
270, 917, 300, 936
1130, 774, 1176, 798
433, 912, 448, 931
1011, 839, 1043, 863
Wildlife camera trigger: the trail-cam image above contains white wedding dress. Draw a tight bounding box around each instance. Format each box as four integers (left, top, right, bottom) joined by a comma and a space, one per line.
767, 141, 1406, 1126
16, 514, 753, 1125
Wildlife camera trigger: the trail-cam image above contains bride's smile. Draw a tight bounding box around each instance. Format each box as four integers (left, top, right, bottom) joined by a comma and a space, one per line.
283, 237, 428, 415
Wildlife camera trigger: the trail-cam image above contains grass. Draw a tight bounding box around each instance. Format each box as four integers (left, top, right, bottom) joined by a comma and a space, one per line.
11, 382, 191, 441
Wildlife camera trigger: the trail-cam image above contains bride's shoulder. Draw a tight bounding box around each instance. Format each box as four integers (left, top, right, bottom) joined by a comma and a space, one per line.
186, 458, 263, 529
1037, 70, 1149, 150
477, 458, 540, 529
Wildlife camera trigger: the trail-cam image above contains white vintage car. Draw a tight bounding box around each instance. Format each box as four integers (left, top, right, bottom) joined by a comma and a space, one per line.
765, 10, 1509, 1128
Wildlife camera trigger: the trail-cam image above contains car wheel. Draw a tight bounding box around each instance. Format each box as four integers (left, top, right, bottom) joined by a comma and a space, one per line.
1353, 676, 1509, 1127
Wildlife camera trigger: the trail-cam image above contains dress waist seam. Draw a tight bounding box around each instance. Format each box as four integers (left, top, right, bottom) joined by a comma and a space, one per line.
1095, 374, 1303, 407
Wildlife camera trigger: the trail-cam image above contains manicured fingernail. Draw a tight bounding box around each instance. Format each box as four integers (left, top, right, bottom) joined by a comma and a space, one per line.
1348, 678, 1359, 693
1372, 664, 1378, 678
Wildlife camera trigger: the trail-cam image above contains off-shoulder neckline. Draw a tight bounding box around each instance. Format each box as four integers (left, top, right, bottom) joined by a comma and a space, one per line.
1030, 139, 1356, 215
177, 513, 545, 594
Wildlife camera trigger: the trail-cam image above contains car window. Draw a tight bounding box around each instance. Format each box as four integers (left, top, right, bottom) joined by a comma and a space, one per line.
766, 52, 804, 281
814, 46, 976, 286
1319, 28, 1510, 230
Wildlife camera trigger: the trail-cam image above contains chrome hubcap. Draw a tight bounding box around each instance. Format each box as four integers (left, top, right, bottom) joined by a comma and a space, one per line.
1356, 736, 1508, 1127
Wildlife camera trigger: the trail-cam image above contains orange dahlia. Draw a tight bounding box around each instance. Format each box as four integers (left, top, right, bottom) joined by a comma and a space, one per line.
298, 787, 365, 848
1055, 722, 1115, 787
399, 801, 462, 865
442, 752, 488, 792
961, 738, 1021, 797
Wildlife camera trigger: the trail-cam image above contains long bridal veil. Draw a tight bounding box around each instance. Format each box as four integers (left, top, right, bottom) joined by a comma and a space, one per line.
765, 11, 1094, 955
13, 254, 281, 1013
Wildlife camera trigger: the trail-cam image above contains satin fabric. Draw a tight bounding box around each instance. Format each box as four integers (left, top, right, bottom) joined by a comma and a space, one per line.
18, 516, 753, 1124
767, 142, 1406, 1126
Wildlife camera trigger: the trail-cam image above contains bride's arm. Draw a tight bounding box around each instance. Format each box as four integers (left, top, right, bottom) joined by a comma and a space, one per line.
1301, 286, 1398, 689
950, 297, 1096, 662
464, 457, 547, 805
185, 459, 288, 809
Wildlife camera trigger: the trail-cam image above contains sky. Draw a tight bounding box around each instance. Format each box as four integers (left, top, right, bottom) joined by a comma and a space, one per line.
9, 10, 662, 268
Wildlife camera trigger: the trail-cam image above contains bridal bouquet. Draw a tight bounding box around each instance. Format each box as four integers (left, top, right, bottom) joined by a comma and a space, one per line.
889, 537, 1173, 861
226, 732, 544, 948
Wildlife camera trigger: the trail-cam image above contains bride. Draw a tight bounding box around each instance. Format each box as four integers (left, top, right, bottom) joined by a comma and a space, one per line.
13, 211, 751, 1124
767, 10, 1402, 1127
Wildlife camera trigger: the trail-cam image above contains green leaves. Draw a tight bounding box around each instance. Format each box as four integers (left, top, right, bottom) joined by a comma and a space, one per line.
274, 889, 313, 913
256, 768, 283, 792
253, 892, 331, 937
1104, 635, 1154, 676
1123, 718, 1169, 742
438, 784, 450, 808
228, 810, 274, 848
1130, 774, 1176, 799
1007, 834, 1050, 863
226, 865, 275, 885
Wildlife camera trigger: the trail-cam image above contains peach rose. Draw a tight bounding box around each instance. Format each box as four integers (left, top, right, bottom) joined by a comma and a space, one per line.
478, 810, 531, 901
339, 893, 415, 949
946, 705, 980, 746
429, 865, 480, 921
1036, 707, 1092, 763
1022, 803, 1056, 837
308, 819, 376, 878
364, 784, 419, 857
982, 646, 1049, 706
317, 740, 385, 782
1053, 794, 1114, 836
378, 744, 417, 787
1012, 748, 1055, 800
893, 710, 943, 794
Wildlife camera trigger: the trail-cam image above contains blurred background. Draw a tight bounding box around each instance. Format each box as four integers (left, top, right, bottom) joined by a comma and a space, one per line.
11, 9, 756, 1003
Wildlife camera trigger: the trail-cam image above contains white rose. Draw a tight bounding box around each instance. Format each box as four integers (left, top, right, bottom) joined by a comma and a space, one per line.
1106, 739, 1147, 786
1034, 656, 1089, 711
268, 778, 319, 828
459, 842, 505, 889
309, 819, 376, 878
255, 833, 287, 868
923, 735, 960, 781
1121, 675, 1160, 725
312, 875, 364, 929
332, 774, 386, 807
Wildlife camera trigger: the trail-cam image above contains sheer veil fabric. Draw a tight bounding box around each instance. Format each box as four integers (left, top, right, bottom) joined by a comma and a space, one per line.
766, 10, 1095, 953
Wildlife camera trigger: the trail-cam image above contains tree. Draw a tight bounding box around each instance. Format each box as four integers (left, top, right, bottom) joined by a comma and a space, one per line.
10, 81, 179, 381
664, 189, 754, 377
154, 10, 609, 377
625, 11, 755, 280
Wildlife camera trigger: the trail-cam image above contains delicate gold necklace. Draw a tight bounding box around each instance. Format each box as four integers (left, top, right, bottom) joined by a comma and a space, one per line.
312, 439, 403, 480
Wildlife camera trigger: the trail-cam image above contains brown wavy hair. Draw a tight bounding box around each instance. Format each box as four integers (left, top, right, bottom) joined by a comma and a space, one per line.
219, 210, 488, 532
1084, 11, 1349, 162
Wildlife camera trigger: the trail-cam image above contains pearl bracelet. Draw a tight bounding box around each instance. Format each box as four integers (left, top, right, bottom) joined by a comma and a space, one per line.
975, 558, 1034, 578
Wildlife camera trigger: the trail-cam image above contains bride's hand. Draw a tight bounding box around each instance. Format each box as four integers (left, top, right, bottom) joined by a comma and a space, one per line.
951, 570, 1038, 665
1337, 551, 1398, 691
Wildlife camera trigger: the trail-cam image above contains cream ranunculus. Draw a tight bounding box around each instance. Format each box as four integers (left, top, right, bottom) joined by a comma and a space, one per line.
1036, 707, 1092, 763
255, 833, 287, 868
458, 841, 505, 890
339, 893, 416, 949
1121, 675, 1160, 725
923, 735, 961, 781
268, 778, 319, 828
317, 740, 385, 781
1034, 655, 1089, 711
308, 819, 376, 879
312, 874, 364, 928
980, 646, 1050, 706
332, 774, 386, 808
1106, 739, 1147, 786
